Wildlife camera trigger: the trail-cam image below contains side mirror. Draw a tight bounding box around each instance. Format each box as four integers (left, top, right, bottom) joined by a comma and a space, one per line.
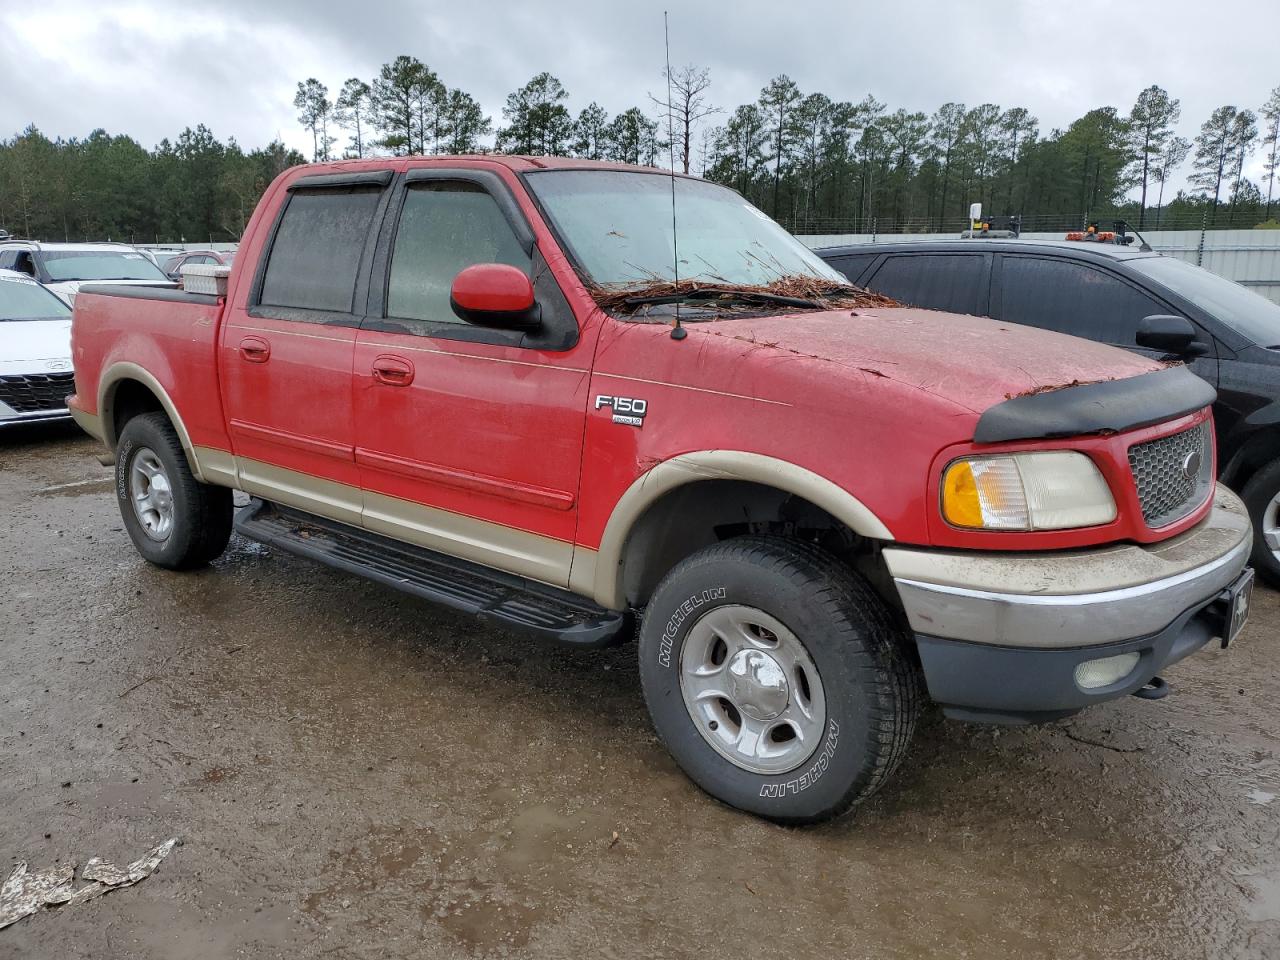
1136, 315, 1208, 357
449, 264, 539, 330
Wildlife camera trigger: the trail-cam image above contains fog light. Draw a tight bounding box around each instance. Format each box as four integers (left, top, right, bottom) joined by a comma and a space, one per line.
1074, 652, 1141, 690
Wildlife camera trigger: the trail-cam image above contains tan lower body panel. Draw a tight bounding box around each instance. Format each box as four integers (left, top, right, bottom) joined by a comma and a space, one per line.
69, 408, 104, 442
195, 445, 581, 594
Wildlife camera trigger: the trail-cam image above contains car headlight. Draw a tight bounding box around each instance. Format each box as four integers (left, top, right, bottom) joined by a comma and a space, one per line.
941, 452, 1117, 531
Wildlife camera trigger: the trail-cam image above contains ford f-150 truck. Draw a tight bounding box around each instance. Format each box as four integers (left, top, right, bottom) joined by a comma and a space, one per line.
68, 157, 1254, 823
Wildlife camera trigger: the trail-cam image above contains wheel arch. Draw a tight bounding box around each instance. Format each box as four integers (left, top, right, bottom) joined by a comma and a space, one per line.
99, 362, 208, 483
580, 451, 894, 610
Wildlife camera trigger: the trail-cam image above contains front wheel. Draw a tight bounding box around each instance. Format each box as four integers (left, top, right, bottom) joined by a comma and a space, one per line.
638, 536, 922, 824
115, 412, 233, 570
1241, 457, 1280, 588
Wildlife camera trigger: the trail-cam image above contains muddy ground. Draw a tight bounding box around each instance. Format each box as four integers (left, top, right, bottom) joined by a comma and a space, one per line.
1, 424, 1277, 960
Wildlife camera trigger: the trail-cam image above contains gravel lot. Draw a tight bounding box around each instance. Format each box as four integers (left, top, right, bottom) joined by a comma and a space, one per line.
3, 425, 1278, 959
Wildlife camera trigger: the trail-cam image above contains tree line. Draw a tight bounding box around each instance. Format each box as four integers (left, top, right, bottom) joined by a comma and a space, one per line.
294, 58, 1280, 233
291, 57, 671, 167
3, 53, 1279, 243
0, 125, 304, 243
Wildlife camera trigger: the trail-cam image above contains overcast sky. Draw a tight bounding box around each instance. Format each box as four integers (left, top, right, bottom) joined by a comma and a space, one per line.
1, 0, 1276, 194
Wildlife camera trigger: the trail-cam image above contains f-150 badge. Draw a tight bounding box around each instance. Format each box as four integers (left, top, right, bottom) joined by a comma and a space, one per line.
595, 395, 647, 427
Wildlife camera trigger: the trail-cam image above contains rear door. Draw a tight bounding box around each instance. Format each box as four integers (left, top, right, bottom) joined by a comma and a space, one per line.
992, 254, 1219, 386
219, 169, 394, 526
858, 252, 991, 315
352, 166, 592, 587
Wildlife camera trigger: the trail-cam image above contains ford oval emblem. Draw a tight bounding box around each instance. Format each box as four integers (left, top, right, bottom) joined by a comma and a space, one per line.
45, 359, 71, 371
1182, 450, 1202, 480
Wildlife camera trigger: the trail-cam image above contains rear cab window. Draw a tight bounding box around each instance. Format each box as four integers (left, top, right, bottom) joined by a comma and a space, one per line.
254, 172, 393, 322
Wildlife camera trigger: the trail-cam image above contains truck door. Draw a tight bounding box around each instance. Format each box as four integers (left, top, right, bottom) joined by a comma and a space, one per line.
352, 167, 593, 588
219, 170, 394, 526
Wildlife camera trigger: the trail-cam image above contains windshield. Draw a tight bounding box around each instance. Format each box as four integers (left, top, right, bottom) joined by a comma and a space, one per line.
0, 275, 72, 321
40, 250, 170, 282
526, 170, 844, 289
1129, 255, 1280, 347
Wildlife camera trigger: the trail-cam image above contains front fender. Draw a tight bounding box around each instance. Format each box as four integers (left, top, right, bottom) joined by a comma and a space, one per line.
573, 450, 894, 610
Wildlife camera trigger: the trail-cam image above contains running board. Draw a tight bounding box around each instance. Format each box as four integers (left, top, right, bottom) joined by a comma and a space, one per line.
233, 499, 629, 648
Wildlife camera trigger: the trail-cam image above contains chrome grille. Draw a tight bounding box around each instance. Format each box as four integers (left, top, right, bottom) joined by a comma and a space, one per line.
1128, 420, 1213, 528
0, 373, 75, 413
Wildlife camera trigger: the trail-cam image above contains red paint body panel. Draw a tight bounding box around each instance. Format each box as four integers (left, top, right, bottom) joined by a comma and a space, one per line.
220, 316, 361, 486
69, 291, 231, 453
351, 332, 593, 542
69, 156, 1217, 577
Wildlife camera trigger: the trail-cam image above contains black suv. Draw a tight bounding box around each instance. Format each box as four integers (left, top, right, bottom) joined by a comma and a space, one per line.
819, 238, 1280, 585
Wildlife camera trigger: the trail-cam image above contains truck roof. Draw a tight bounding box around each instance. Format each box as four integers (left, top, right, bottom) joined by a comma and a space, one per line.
285, 155, 697, 179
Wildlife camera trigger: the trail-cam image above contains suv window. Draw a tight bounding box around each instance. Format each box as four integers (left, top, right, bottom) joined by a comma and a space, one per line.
998, 256, 1168, 345
259, 187, 383, 314
867, 253, 987, 314
387, 181, 530, 325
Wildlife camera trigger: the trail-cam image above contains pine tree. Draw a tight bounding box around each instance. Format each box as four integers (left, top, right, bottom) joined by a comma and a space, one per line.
496, 73, 573, 155
334, 79, 372, 158
1125, 86, 1180, 228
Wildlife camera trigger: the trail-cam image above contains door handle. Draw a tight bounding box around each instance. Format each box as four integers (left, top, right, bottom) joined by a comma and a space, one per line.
239, 336, 270, 363
372, 355, 414, 387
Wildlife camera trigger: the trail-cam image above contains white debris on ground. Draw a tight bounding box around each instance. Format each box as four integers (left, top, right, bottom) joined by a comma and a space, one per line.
0, 838, 179, 930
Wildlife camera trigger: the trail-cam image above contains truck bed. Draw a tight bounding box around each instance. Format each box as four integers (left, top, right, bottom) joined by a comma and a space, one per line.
69, 284, 230, 455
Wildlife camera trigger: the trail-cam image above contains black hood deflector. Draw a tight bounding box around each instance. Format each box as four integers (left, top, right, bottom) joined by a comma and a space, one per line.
974, 365, 1216, 444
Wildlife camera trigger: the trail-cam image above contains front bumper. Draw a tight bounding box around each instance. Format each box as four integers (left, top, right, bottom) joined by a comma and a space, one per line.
886, 485, 1252, 723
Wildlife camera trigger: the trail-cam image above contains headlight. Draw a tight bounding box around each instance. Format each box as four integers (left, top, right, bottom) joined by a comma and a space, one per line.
941, 452, 1116, 531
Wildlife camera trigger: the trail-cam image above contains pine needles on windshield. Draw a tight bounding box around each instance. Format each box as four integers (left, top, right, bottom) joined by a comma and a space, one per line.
590, 276, 898, 313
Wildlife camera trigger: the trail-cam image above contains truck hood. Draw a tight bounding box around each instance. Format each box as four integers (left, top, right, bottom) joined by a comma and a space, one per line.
0, 318, 72, 376
46, 279, 175, 305
700, 305, 1162, 414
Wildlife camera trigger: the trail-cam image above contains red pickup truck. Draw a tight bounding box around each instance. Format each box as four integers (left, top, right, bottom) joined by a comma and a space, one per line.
68, 157, 1254, 822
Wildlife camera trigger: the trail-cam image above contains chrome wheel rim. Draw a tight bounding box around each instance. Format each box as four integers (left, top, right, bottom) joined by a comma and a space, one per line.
679, 605, 827, 775
1265, 491, 1280, 563
129, 447, 174, 541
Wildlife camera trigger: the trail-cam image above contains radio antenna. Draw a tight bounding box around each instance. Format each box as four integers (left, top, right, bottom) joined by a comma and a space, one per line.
664, 11, 686, 341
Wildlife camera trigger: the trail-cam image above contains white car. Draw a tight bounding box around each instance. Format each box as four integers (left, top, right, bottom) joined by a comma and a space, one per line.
0, 269, 75, 427
0, 240, 174, 305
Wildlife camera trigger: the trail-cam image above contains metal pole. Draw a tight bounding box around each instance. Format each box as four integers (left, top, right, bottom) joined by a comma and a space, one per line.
1197, 210, 1207, 267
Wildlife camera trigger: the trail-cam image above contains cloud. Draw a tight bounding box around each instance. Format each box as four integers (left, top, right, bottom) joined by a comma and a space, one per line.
2, 0, 1276, 191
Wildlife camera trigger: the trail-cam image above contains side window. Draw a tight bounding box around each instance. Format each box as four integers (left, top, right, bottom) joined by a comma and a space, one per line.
866, 254, 987, 315
825, 252, 880, 284
0, 252, 15, 270
998, 257, 1168, 344
386, 182, 530, 325
259, 187, 383, 314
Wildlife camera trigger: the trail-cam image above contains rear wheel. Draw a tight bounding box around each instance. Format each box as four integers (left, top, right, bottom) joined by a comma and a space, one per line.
638, 536, 922, 823
116, 412, 232, 569
1242, 457, 1280, 588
